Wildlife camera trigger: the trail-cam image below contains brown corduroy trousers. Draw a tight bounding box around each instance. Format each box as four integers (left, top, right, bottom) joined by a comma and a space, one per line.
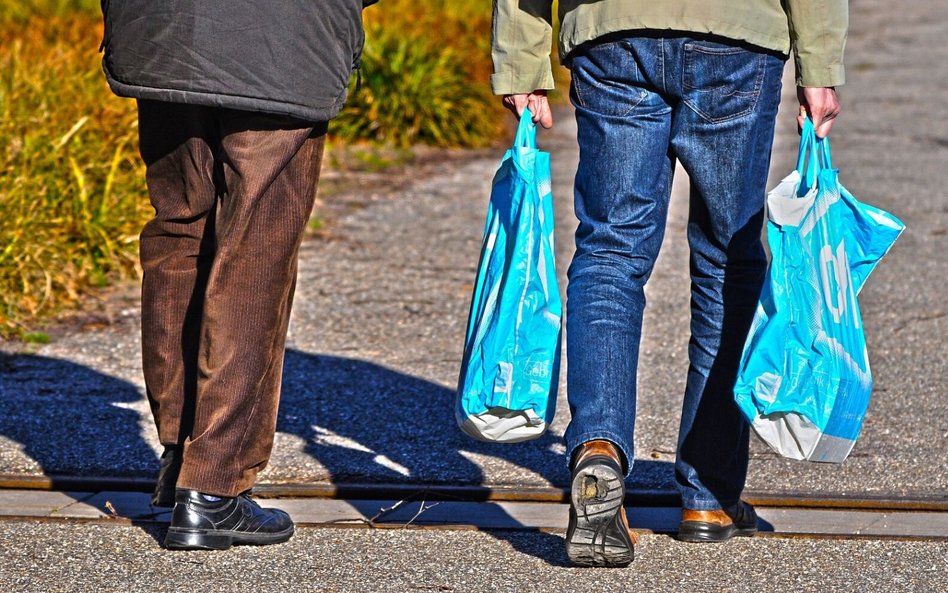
137, 100, 326, 497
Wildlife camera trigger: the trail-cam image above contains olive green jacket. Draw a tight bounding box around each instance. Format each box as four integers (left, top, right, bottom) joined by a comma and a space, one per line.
490, 0, 848, 95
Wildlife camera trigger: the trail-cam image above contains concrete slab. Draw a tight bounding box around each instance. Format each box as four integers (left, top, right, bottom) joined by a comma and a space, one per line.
65, 491, 172, 522
5, 491, 947, 539
0, 490, 89, 517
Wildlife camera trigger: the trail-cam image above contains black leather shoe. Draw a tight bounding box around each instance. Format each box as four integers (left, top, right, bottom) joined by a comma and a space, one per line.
151, 445, 182, 507
565, 441, 636, 567
677, 500, 758, 543
164, 489, 295, 550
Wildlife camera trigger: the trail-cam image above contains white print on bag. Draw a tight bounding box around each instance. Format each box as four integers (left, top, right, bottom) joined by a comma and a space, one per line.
819, 241, 860, 330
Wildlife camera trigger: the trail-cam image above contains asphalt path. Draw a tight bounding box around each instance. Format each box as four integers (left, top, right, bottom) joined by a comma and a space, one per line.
0, 0, 945, 502
3, 521, 945, 593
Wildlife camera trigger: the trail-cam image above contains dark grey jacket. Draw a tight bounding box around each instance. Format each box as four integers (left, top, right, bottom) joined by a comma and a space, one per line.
101, 0, 369, 122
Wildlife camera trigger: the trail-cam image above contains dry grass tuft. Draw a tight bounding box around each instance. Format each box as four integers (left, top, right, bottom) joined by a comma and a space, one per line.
0, 14, 146, 336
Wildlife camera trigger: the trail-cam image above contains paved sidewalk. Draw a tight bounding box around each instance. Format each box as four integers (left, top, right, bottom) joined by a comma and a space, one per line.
0, 0, 945, 500
3, 520, 945, 593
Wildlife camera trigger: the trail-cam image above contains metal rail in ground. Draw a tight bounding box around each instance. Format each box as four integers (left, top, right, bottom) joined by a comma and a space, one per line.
1, 488, 946, 541
2, 474, 947, 513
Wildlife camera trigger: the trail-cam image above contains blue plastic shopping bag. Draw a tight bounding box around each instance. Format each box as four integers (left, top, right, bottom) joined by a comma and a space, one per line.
734, 120, 905, 462
456, 111, 562, 443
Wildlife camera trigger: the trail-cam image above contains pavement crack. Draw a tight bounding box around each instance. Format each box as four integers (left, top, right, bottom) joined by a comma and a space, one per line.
48, 492, 97, 517
365, 492, 442, 528
893, 311, 946, 333
859, 512, 892, 535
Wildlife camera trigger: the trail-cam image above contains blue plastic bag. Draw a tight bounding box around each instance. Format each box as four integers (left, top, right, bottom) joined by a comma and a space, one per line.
734, 120, 905, 462
456, 112, 562, 443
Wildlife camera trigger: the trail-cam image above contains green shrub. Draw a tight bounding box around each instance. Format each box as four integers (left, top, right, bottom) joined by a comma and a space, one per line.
332, 28, 501, 147
333, 0, 501, 147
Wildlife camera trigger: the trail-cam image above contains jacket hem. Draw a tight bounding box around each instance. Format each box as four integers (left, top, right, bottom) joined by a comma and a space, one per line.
559, 14, 793, 61
105, 72, 344, 123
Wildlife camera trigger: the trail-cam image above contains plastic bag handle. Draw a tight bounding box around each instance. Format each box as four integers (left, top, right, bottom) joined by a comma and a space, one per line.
796, 118, 834, 184
514, 109, 537, 149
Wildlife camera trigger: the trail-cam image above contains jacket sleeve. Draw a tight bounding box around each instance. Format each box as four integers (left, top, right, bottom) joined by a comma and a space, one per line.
785, 0, 849, 87
490, 0, 555, 95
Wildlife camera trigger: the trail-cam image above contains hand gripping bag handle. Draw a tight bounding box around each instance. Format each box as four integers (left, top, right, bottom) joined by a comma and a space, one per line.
796, 118, 834, 193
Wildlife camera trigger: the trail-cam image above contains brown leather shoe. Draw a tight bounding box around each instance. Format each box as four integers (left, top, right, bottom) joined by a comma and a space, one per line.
565, 440, 637, 567
677, 500, 758, 543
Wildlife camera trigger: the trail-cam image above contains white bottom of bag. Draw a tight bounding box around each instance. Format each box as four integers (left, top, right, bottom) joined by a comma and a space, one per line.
460, 408, 547, 443
752, 412, 856, 463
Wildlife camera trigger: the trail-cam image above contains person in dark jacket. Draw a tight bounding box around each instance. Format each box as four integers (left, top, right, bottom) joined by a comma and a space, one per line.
100, 1, 372, 550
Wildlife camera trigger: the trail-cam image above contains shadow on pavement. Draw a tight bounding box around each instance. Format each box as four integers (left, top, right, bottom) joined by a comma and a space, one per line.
279, 350, 577, 563
279, 350, 572, 488
0, 350, 678, 562
0, 353, 158, 479
278, 350, 675, 565
0, 352, 166, 545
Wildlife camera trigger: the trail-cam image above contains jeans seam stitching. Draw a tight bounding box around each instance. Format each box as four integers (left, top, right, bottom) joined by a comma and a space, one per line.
572, 77, 585, 109
572, 80, 647, 119
660, 38, 666, 93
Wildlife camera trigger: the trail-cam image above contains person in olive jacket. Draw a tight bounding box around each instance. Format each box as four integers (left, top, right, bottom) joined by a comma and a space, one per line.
100, 0, 376, 550
493, 0, 847, 567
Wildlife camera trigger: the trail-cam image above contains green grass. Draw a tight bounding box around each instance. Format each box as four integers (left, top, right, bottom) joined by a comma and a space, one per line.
332, 0, 502, 147
0, 0, 98, 23
0, 15, 146, 337
332, 30, 501, 147
0, 0, 504, 337
21, 331, 52, 344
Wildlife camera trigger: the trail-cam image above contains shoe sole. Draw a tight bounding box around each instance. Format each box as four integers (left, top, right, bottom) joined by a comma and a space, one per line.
164, 525, 295, 551
676, 521, 757, 543
565, 461, 633, 567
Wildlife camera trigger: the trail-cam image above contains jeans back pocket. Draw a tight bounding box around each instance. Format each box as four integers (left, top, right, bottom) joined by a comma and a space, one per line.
683, 41, 765, 124
570, 40, 649, 118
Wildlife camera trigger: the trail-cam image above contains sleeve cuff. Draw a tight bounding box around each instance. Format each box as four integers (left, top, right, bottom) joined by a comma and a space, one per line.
490, 63, 555, 95
795, 60, 846, 88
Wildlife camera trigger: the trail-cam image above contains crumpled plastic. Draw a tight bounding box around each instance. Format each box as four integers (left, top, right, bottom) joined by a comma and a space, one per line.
734, 119, 905, 462
456, 111, 562, 443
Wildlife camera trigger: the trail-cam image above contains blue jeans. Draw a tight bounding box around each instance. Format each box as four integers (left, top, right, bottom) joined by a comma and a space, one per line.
563, 34, 785, 510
